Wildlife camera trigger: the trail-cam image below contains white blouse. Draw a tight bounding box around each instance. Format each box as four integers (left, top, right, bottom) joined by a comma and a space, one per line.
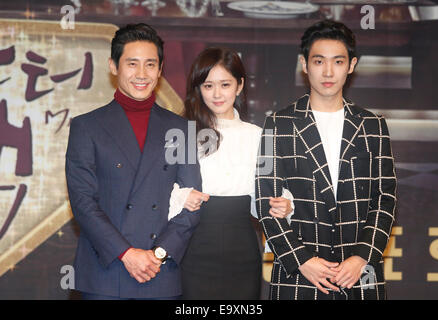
168, 109, 294, 252
169, 109, 261, 218
199, 109, 262, 203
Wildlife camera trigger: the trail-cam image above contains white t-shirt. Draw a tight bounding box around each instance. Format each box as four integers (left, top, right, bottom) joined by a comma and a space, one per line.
312, 108, 344, 199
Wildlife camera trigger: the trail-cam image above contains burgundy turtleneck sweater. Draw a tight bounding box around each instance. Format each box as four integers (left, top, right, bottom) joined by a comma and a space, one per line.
114, 88, 155, 260
114, 88, 155, 153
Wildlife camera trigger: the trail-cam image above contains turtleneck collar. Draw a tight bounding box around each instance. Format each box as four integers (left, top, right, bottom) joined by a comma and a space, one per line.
216, 108, 242, 129
114, 88, 156, 112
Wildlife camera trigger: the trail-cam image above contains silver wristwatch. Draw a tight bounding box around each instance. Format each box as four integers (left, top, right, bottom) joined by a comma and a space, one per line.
152, 246, 168, 263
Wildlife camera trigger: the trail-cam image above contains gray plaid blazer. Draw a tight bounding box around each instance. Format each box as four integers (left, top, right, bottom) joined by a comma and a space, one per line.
256, 94, 396, 300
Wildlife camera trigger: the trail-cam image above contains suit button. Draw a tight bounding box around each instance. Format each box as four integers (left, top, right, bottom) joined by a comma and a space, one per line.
150, 233, 157, 240
163, 165, 168, 171
152, 204, 157, 210
126, 204, 133, 210
116, 163, 122, 168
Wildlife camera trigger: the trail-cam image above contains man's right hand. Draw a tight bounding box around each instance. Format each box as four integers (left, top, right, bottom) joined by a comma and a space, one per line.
298, 257, 340, 294
121, 248, 162, 283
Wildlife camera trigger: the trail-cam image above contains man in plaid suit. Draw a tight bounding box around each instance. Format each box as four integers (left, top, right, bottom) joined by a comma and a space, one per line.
256, 20, 397, 300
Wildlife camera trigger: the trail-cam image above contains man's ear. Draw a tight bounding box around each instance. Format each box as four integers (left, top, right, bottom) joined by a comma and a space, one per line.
300, 55, 308, 74
109, 58, 118, 76
158, 62, 163, 78
348, 57, 358, 74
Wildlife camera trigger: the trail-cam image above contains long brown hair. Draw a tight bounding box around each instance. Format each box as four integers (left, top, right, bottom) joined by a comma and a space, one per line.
184, 47, 248, 155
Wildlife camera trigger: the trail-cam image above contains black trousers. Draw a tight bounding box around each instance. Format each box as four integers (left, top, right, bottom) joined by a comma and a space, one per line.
181, 195, 262, 300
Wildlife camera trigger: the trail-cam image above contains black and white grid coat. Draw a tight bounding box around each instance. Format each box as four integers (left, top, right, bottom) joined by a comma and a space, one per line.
256, 94, 397, 300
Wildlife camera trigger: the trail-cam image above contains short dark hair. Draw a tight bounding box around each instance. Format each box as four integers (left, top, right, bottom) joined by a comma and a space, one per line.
111, 23, 164, 68
300, 20, 356, 62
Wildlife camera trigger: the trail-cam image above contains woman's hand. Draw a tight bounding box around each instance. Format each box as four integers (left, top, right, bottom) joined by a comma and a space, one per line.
269, 197, 293, 219
184, 189, 210, 212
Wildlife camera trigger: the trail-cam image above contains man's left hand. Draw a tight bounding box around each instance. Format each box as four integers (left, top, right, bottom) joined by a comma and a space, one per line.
330, 256, 368, 289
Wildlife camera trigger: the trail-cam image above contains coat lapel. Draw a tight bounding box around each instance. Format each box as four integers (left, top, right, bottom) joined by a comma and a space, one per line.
95, 100, 141, 171
130, 104, 167, 196
292, 95, 337, 214
336, 99, 364, 198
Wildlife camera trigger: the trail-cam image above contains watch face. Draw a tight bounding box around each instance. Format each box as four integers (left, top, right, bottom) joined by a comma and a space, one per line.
155, 247, 167, 259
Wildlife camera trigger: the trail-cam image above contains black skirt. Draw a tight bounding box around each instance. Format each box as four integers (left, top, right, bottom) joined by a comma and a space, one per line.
181, 195, 262, 300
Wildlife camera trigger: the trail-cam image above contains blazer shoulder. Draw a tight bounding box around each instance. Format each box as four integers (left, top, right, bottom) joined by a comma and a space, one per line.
273, 94, 311, 119
266, 104, 296, 125
361, 108, 385, 120
276, 104, 296, 116
154, 103, 187, 126
350, 104, 390, 136
353, 105, 387, 126
345, 101, 382, 119
71, 100, 116, 124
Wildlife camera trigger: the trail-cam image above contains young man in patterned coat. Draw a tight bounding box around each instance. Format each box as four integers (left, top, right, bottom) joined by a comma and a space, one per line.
256, 20, 397, 300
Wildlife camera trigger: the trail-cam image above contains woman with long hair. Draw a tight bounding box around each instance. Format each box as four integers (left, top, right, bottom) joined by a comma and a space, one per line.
170, 47, 293, 299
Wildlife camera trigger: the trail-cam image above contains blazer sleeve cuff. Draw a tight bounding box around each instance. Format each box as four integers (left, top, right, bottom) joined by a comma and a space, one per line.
351, 242, 383, 267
